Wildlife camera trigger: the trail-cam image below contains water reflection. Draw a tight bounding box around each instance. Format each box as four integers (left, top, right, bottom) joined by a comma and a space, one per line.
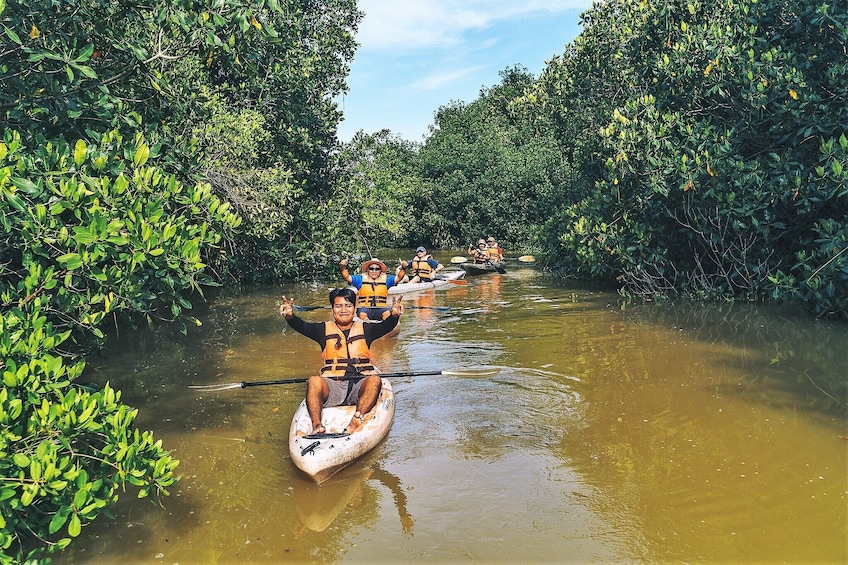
291, 468, 375, 534
291, 463, 413, 536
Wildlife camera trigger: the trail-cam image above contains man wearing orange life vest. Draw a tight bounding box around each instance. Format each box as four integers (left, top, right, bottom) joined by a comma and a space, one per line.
397, 246, 444, 283
486, 236, 504, 262
280, 287, 404, 434
340, 257, 405, 321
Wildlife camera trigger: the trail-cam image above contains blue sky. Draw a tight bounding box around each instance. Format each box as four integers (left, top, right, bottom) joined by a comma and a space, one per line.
336, 0, 595, 143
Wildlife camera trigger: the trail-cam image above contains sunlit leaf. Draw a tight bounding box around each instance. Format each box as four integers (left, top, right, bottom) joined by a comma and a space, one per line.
73, 139, 87, 167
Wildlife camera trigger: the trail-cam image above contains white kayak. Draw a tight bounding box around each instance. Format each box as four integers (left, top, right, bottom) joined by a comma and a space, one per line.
289, 377, 395, 484
389, 270, 466, 294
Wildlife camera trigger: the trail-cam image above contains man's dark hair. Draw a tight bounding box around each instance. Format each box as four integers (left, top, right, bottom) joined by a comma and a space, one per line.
329, 287, 358, 306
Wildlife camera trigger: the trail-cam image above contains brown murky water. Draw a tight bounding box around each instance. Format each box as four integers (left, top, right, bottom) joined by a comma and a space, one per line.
56, 253, 847, 563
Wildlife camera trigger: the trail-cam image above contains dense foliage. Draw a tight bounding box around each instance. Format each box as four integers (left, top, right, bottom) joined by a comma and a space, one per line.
0, 129, 241, 560
1, 0, 359, 559
520, 0, 847, 317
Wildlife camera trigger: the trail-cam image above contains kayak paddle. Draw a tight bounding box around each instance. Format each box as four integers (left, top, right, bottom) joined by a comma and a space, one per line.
189, 367, 501, 392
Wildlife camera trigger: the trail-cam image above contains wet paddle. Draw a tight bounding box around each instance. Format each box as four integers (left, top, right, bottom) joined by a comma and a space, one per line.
433, 274, 468, 285
488, 260, 507, 274
450, 256, 468, 264
189, 367, 502, 391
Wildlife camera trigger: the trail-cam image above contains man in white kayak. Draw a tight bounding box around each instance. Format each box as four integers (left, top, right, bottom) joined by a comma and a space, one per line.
340, 257, 405, 321
279, 287, 404, 434
396, 246, 444, 283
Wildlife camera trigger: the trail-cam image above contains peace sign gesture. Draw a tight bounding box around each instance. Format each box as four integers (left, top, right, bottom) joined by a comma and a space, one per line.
279, 295, 295, 318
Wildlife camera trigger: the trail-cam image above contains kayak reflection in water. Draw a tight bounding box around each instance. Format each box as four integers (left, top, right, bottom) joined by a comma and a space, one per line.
291, 463, 414, 536
280, 287, 404, 434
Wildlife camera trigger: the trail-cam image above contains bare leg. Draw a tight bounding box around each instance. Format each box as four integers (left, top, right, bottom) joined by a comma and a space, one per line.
306, 376, 329, 434
346, 376, 382, 433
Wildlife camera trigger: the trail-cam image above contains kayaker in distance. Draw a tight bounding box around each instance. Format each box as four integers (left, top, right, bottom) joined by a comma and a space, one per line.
341, 257, 404, 320
396, 246, 444, 283
486, 237, 504, 261
468, 239, 490, 264
279, 287, 404, 434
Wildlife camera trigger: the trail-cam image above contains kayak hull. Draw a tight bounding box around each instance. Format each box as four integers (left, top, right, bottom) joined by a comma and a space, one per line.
460, 262, 504, 275
389, 270, 466, 294
288, 378, 394, 484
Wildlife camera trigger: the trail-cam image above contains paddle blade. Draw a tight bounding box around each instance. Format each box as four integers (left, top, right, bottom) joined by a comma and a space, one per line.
188, 382, 243, 391
450, 256, 468, 264
441, 367, 501, 377
518, 255, 535, 263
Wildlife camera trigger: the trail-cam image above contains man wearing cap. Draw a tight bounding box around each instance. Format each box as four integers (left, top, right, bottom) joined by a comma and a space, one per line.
279, 287, 403, 434
340, 257, 404, 320
397, 246, 444, 283
486, 237, 504, 262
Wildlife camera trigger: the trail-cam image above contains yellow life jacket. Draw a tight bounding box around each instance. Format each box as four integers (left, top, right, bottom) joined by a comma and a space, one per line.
410, 256, 434, 280
487, 247, 501, 260
357, 273, 389, 307
320, 320, 375, 377
472, 248, 489, 264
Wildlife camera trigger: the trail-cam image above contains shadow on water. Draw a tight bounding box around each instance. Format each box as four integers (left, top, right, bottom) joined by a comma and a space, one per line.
624, 299, 848, 416
55, 256, 847, 564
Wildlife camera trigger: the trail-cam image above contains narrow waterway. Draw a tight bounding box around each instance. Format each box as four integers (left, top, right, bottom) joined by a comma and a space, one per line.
57, 253, 847, 563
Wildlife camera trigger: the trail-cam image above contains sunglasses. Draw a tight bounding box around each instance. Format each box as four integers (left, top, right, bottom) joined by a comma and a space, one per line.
368, 266, 382, 271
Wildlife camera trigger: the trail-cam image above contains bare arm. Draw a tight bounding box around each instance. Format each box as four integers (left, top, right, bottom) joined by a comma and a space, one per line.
340, 258, 353, 283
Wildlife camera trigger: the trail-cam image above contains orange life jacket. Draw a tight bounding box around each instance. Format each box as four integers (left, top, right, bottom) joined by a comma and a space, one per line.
410, 256, 435, 280
472, 248, 489, 264
320, 320, 375, 377
357, 273, 389, 307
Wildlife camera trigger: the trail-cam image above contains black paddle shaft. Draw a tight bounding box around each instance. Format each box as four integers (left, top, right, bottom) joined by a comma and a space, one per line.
239, 369, 447, 388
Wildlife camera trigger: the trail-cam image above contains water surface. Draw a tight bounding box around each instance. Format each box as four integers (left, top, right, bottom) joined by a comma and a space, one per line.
57, 254, 847, 563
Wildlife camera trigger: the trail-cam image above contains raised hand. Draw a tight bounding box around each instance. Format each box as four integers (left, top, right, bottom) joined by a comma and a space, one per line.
279, 295, 295, 318
390, 295, 404, 317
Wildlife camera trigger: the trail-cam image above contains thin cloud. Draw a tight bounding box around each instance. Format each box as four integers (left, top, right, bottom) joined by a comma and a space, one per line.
409, 66, 486, 91
357, 0, 592, 50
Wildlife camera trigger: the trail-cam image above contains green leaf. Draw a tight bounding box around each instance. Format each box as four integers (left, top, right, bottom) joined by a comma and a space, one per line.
3, 25, 22, 45
3, 191, 26, 212
49, 508, 70, 534
68, 514, 82, 537
72, 227, 97, 245
133, 143, 150, 167
13, 453, 30, 467
76, 64, 97, 79
74, 139, 87, 167
11, 176, 40, 195
57, 253, 84, 270
75, 43, 95, 62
